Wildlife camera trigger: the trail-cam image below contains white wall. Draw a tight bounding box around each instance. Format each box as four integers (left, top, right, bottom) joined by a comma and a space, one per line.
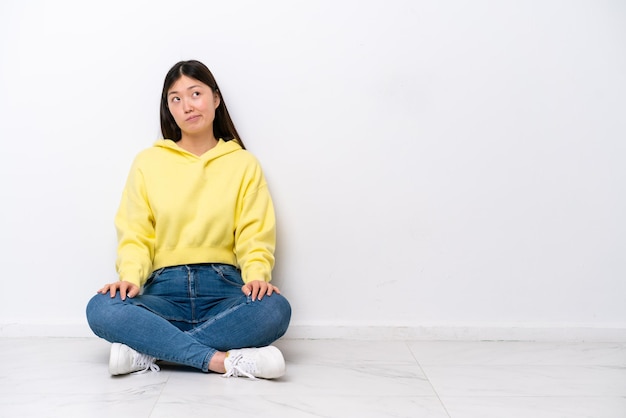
1, 0, 624, 340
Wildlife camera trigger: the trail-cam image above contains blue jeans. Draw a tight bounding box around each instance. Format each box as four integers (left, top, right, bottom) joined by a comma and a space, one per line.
86, 264, 291, 372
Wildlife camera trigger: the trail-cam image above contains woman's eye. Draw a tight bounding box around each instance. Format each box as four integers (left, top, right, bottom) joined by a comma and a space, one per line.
192, 91, 200, 97
171, 97, 180, 103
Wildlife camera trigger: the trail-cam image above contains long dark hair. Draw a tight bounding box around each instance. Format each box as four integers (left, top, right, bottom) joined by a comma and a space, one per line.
159, 60, 245, 149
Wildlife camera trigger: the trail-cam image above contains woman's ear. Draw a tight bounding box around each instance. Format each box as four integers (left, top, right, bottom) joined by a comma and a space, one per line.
214, 91, 221, 109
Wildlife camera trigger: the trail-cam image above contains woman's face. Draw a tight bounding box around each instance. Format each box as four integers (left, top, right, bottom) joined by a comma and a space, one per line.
167, 75, 220, 139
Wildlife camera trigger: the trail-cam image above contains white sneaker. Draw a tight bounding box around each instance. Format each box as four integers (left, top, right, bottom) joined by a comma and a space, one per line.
222, 346, 285, 379
109, 343, 160, 376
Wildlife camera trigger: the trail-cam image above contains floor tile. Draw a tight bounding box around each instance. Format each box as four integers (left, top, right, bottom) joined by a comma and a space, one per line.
422, 364, 626, 397
442, 396, 626, 418
157, 360, 436, 397
151, 395, 449, 418
274, 339, 418, 365
0, 392, 161, 418
0, 337, 171, 396
2, 337, 626, 418
407, 341, 626, 366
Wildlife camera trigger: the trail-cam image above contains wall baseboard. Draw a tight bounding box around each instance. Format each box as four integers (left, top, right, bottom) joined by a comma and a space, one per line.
2, 321, 626, 342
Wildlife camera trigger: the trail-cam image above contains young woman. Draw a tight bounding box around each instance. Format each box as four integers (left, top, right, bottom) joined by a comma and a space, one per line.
86, 60, 291, 379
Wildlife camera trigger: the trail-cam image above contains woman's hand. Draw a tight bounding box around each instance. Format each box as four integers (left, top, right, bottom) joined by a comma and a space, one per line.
98, 281, 140, 301
241, 280, 281, 301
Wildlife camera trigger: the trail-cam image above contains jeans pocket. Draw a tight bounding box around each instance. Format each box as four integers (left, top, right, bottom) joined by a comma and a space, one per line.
144, 267, 166, 288
211, 264, 244, 287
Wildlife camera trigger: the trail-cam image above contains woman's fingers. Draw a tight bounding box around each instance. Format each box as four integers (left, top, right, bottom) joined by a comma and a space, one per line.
118, 282, 139, 300
97, 281, 139, 300
110, 283, 119, 298
241, 281, 281, 301
250, 281, 261, 301
126, 284, 140, 299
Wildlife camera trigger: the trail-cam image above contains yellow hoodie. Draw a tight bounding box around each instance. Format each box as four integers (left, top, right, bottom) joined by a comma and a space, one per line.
114, 139, 275, 288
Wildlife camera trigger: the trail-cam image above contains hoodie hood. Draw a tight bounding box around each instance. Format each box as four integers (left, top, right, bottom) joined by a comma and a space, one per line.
153, 138, 243, 163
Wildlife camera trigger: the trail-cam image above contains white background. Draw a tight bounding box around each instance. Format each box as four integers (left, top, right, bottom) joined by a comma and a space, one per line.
1, 0, 624, 338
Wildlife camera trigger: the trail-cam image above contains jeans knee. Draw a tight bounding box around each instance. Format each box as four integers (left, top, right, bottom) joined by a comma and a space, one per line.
267, 294, 291, 338
85, 293, 119, 335
86, 294, 103, 330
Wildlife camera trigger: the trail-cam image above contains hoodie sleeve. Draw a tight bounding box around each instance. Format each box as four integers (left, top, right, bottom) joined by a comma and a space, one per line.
234, 161, 276, 284
114, 157, 155, 288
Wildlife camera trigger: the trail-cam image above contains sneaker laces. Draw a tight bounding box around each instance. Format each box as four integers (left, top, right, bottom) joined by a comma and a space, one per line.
222, 353, 257, 380
131, 352, 160, 374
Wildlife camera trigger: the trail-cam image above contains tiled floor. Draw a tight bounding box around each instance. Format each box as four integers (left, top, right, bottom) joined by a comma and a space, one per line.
0, 337, 625, 417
